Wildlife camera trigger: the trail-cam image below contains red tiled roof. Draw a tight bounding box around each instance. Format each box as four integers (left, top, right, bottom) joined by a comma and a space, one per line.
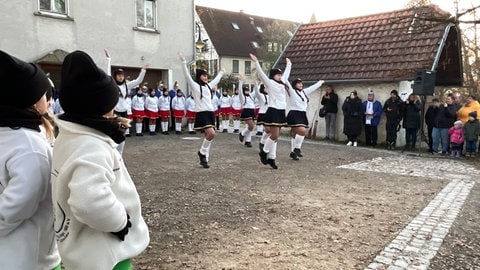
278, 5, 455, 82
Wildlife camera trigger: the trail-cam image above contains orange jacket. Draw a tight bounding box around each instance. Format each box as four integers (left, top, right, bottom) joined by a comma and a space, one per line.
457, 100, 480, 123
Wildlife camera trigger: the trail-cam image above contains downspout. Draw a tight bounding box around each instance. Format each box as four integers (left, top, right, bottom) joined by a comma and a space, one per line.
273, 23, 302, 68
431, 23, 455, 71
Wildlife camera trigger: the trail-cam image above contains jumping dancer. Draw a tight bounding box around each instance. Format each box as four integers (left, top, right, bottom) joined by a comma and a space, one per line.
254, 83, 270, 151
238, 79, 256, 147
287, 78, 324, 160
250, 53, 291, 169
179, 53, 224, 168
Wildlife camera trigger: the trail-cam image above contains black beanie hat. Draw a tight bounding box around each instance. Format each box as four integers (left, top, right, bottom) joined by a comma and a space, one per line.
469, 111, 477, 119
195, 69, 208, 83
292, 78, 302, 87
60, 50, 119, 116
0, 50, 50, 109
269, 68, 282, 79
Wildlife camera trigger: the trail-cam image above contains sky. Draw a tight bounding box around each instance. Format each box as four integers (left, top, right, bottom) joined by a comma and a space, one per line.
194, 0, 477, 23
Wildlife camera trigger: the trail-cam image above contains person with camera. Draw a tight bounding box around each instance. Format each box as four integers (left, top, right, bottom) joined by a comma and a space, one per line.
320, 85, 338, 140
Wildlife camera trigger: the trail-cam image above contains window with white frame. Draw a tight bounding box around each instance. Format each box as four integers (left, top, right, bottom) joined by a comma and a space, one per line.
136, 0, 156, 29
245, 61, 251, 75
232, 60, 239, 74
39, 0, 67, 15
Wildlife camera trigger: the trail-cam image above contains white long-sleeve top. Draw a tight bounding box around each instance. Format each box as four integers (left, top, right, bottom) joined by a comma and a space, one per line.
0, 127, 61, 269
231, 94, 242, 110
253, 84, 269, 114
219, 95, 232, 108
238, 81, 256, 109
126, 97, 132, 115
287, 80, 324, 111
185, 96, 195, 111
211, 95, 219, 110
131, 95, 145, 111
145, 95, 159, 112
254, 60, 291, 110
181, 61, 224, 112
105, 57, 146, 112
157, 95, 170, 111
172, 96, 186, 111
51, 118, 149, 270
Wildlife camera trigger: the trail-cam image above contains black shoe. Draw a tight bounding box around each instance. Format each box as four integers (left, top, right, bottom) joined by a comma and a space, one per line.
189, 131, 196, 134
149, 131, 156, 135
267, 158, 278, 169
125, 134, 131, 137
259, 143, 265, 152
290, 152, 299, 160
175, 131, 182, 135
259, 150, 268, 165
197, 151, 210, 168
222, 129, 228, 133
233, 129, 239, 133
256, 131, 262, 136
244, 141, 252, 147
238, 132, 244, 142
162, 131, 169, 135
136, 133, 143, 137
293, 148, 303, 157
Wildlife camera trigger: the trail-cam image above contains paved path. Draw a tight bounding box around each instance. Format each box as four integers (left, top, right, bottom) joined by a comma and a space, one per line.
338, 156, 477, 270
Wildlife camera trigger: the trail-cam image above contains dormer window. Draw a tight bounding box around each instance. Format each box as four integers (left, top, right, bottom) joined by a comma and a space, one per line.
251, 41, 260, 49
256, 26, 263, 33
231, 22, 240, 30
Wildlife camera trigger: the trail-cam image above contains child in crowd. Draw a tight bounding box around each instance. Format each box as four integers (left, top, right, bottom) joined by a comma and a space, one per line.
185, 93, 196, 134
145, 88, 159, 135
231, 87, 242, 133
449, 120, 464, 158
219, 88, 232, 132
158, 89, 171, 134
131, 86, 146, 136
172, 89, 186, 134
463, 111, 480, 157
0, 50, 61, 270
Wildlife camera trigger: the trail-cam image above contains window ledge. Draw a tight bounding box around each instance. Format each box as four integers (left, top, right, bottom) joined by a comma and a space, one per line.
34, 11, 73, 21
133, 26, 160, 34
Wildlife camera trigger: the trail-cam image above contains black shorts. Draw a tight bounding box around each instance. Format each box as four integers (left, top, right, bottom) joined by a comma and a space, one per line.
194, 111, 215, 130
287, 110, 309, 127
263, 107, 287, 127
240, 108, 255, 120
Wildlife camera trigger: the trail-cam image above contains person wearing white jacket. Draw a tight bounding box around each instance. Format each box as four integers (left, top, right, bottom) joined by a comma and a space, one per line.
179, 53, 224, 168
287, 78, 324, 160
52, 50, 149, 270
0, 50, 61, 270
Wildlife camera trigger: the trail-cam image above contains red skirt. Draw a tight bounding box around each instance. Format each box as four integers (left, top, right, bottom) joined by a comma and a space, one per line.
159, 110, 170, 118
220, 107, 231, 116
186, 110, 196, 119
214, 110, 220, 117
127, 114, 133, 120
231, 108, 242, 116
132, 109, 146, 118
254, 108, 260, 117
145, 109, 159, 119
173, 109, 185, 118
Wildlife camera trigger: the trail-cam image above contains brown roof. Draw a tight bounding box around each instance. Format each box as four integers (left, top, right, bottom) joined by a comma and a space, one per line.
196, 6, 298, 58
277, 5, 460, 83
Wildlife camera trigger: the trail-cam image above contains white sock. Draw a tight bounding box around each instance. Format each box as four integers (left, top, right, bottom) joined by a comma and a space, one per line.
162, 122, 168, 132
257, 125, 264, 133
261, 132, 270, 144
291, 138, 295, 152
124, 128, 130, 135
241, 128, 248, 136
136, 123, 142, 134
234, 120, 240, 129
176, 122, 182, 132
294, 135, 305, 149
245, 130, 252, 142
268, 142, 277, 159
149, 125, 155, 132
188, 123, 193, 131
200, 139, 212, 161
263, 137, 276, 153
222, 120, 227, 129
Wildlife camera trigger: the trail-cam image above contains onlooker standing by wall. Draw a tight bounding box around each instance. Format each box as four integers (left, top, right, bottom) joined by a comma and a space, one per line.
0, 50, 61, 270
320, 85, 338, 140
432, 95, 457, 155
342, 90, 363, 146
362, 90, 382, 146
463, 111, 480, 157
425, 98, 441, 153
401, 94, 422, 150
383, 89, 402, 150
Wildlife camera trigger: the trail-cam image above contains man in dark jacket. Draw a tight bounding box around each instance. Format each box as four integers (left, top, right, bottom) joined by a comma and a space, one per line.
424, 98, 440, 153
432, 95, 457, 154
401, 94, 422, 150
383, 90, 402, 149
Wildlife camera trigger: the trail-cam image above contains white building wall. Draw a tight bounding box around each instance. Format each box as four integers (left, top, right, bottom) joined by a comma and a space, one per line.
1, 0, 194, 89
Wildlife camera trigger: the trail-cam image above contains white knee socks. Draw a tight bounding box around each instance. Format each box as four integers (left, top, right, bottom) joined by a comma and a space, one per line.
200, 139, 212, 160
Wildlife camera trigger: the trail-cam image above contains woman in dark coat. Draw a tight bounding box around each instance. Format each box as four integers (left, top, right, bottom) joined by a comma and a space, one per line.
401, 93, 422, 149
342, 91, 363, 146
